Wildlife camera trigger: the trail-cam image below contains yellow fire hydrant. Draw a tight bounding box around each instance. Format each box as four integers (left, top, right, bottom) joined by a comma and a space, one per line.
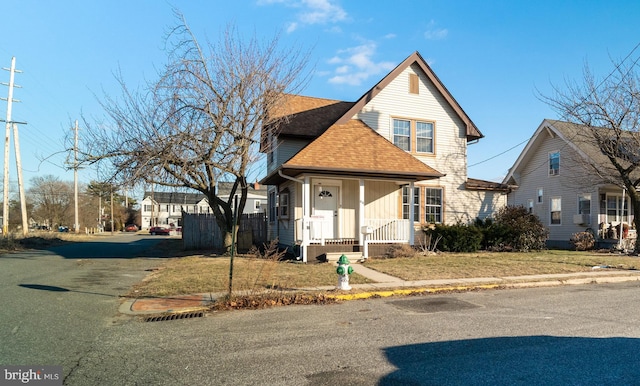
336, 254, 354, 290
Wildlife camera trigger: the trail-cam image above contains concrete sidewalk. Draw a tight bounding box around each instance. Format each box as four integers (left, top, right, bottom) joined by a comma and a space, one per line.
119, 265, 640, 316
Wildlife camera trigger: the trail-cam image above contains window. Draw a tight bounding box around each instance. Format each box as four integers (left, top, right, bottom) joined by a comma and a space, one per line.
393, 118, 436, 153
416, 122, 434, 153
402, 186, 420, 222
537, 188, 543, 204
144, 205, 153, 212
424, 188, 443, 223
393, 119, 411, 151
255, 200, 261, 211
279, 190, 290, 219
268, 191, 276, 222
578, 194, 591, 215
549, 151, 560, 175
550, 197, 561, 225
606, 194, 629, 223
409, 73, 419, 94
527, 199, 534, 213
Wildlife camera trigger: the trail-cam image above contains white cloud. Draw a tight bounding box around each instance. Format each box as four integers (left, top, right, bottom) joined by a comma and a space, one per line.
383, 33, 397, 39
327, 43, 396, 86
424, 20, 448, 40
259, 0, 348, 33
286, 21, 299, 33
298, 0, 347, 25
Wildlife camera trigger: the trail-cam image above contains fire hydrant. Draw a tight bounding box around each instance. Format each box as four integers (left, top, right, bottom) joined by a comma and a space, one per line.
336, 254, 354, 290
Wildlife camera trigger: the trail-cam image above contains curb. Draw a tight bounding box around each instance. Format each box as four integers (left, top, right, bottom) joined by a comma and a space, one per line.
119, 271, 640, 315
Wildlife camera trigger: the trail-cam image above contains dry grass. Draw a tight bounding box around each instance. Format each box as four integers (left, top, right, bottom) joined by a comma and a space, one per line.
128, 255, 374, 297
364, 250, 640, 281
128, 248, 640, 298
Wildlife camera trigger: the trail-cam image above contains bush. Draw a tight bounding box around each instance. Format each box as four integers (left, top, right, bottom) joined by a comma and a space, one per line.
474, 217, 514, 251
425, 223, 483, 252
493, 205, 548, 251
570, 231, 595, 251
385, 244, 417, 258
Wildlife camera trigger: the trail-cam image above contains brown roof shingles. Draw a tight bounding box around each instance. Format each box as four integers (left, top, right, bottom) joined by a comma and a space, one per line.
265, 119, 443, 183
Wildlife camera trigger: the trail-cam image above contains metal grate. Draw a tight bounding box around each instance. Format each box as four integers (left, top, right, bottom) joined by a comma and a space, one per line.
143, 310, 205, 322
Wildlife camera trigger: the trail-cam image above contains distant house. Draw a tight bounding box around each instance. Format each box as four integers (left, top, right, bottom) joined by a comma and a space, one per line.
503, 119, 635, 249
260, 51, 510, 262
140, 183, 267, 229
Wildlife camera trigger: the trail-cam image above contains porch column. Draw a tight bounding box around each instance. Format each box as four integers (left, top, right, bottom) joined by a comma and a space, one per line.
409, 181, 415, 246
359, 179, 365, 246
302, 176, 310, 263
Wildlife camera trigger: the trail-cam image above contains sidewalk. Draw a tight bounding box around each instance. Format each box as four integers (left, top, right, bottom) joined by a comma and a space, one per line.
119, 265, 640, 316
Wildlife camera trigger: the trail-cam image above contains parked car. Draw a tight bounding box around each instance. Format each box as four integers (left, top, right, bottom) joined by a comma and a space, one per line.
125, 224, 139, 232
149, 226, 171, 236
58, 226, 69, 232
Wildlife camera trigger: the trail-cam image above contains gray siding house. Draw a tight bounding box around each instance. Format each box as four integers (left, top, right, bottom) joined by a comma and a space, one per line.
503, 119, 635, 249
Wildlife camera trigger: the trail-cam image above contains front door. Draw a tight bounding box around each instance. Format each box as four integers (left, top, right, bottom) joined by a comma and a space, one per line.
313, 185, 338, 239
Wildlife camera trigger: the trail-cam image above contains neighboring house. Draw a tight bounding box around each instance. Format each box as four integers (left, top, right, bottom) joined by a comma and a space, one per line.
140, 183, 267, 229
260, 51, 510, 262
503, 119, 635, 249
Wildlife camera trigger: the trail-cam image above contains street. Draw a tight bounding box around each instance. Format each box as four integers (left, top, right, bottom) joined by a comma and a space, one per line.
2, 235, 640, 385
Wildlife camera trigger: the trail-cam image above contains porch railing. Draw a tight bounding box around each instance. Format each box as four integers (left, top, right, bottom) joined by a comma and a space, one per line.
295, 217, 410, 244
364, 219, 410, 243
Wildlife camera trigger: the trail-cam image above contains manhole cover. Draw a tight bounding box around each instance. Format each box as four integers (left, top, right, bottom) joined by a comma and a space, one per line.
390, 297, 479, 313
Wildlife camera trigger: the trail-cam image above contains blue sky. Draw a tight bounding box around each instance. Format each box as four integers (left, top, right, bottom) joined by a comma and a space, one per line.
1, 0, 639, 193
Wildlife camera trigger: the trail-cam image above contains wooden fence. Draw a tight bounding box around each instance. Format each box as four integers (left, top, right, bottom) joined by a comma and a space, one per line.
181, 212, 268, 251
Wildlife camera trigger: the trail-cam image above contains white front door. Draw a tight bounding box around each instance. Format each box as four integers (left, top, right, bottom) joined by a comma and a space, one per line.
313, 185, 338, 239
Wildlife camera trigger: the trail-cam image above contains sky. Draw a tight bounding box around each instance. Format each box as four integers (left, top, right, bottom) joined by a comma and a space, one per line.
2, 0, 640, 195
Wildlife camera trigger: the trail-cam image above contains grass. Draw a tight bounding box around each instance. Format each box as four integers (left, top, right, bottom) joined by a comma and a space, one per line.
128, 255, 374, 297
364, 250, 640, 281
130, 247, 640, 297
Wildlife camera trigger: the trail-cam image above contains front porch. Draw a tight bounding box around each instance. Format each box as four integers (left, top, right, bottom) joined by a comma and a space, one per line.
296, 217, 412, 261
288, 177, 419, 262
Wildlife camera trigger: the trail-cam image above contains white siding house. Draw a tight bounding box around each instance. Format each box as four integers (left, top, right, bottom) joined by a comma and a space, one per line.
261, 51, 510, 261
140, 183, 267, 230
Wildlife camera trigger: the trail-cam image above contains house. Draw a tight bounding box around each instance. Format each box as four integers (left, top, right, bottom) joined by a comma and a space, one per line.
140, 183, 267, 229
260, 51, 510, 262
503, 119, 635, 249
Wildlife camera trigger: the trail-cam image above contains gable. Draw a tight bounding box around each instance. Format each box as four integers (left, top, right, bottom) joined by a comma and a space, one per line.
336, 51, 483, 141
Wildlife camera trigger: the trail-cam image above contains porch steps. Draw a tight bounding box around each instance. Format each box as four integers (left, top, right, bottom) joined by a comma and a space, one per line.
325, 252, 364, 263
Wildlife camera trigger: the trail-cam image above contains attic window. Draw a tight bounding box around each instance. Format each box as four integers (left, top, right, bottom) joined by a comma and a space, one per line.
409, 73, 419, 94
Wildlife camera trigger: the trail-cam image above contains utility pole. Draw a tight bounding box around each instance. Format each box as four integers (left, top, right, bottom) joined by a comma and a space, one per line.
12, 122, 28, 235
1, 57, 23, 235
73, 120, 79, 233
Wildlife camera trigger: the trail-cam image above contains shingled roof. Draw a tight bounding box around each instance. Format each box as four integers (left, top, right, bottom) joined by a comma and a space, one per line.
261, 119, 443, 184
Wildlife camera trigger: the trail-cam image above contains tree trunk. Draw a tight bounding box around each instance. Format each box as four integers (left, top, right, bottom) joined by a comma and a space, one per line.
633, 199, 640, 254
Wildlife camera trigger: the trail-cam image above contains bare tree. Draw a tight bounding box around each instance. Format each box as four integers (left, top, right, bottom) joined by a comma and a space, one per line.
542, 56, 640, 252
81, 13, 308, 250
28, 175, 74, 230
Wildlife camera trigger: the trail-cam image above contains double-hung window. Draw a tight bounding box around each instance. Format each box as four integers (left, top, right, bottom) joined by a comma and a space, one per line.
416, 122, 434, 153
393, 119, 411, 151
550, 197, 562, 225
549, 151, 560, 175
425, 188, 443, 223
393, 118, 435, 154
402, 186, 420, 222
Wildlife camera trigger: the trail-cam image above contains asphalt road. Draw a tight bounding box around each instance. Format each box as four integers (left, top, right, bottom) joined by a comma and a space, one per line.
2, 235, 640, 385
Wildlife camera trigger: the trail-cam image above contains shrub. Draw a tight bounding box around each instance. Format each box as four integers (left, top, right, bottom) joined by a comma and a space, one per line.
425, 223, 483, 252
474, 217, 514, 251
493, 205, 548, 251
385, 244, 417, 258
570, 231, 595, 251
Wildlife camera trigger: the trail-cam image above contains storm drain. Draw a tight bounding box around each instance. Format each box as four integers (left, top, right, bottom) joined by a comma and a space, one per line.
143, 310, 205, 322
